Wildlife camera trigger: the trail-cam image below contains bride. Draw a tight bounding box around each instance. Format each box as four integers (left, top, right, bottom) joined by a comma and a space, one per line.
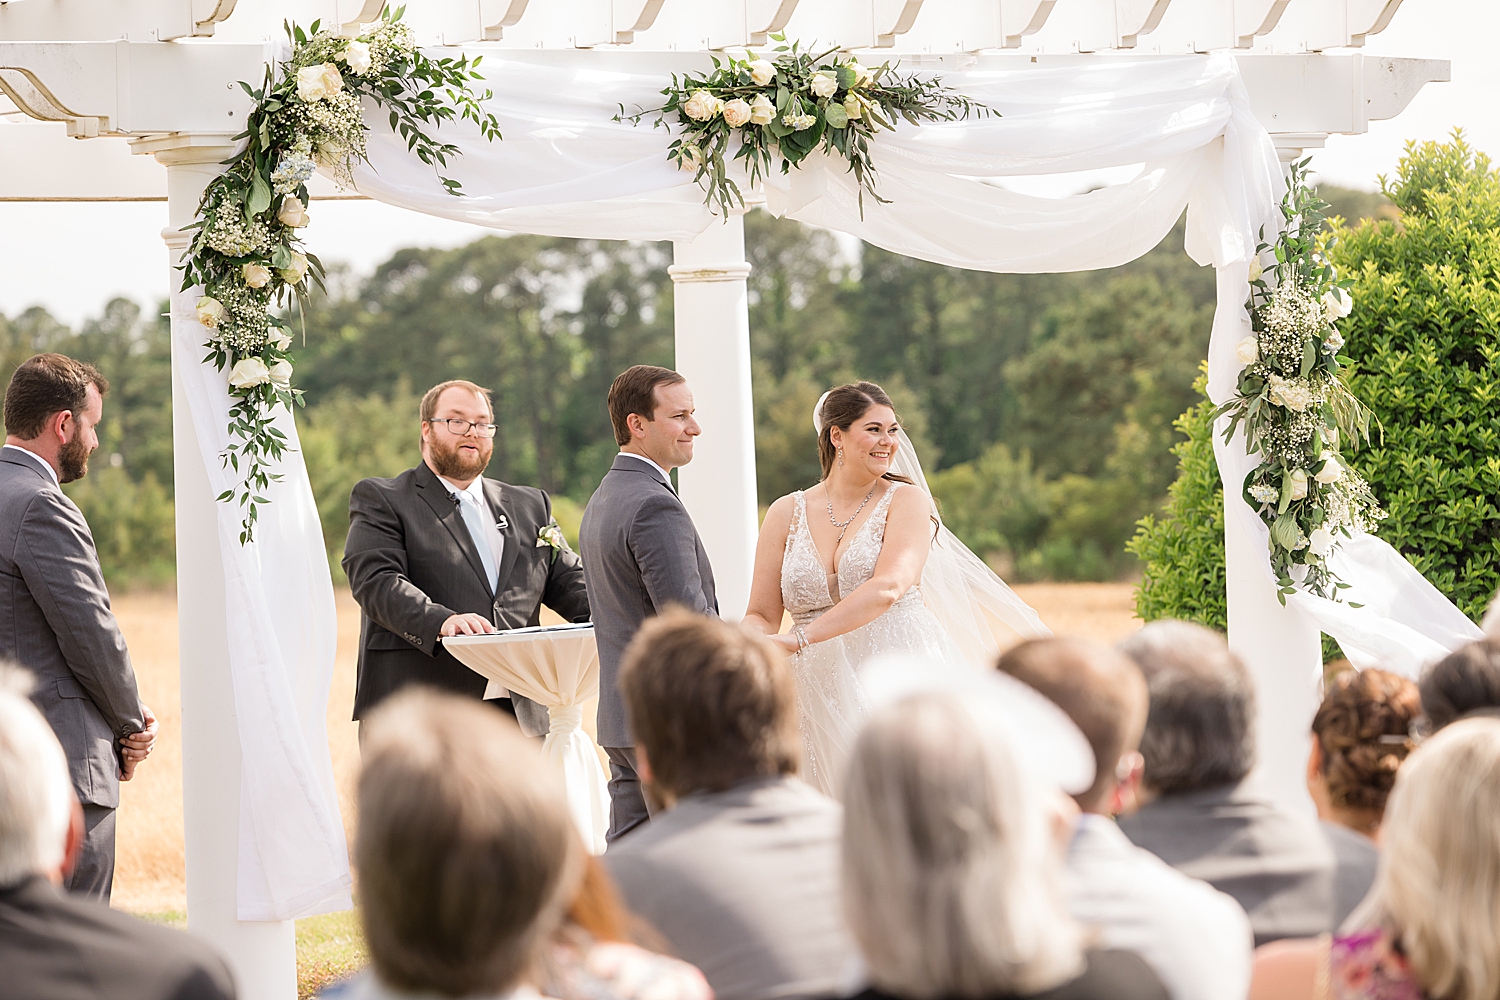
742, 381, 1050, 796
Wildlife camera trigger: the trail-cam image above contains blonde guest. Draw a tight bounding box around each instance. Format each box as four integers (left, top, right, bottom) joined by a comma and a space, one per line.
1251, 717, 1500, 1000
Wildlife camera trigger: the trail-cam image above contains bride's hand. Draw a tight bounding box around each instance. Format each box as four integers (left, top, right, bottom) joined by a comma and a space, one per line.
768, 632, 801, 653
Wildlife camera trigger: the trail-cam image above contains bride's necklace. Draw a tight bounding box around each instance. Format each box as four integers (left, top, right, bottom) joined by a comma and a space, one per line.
827, 482, 877, 544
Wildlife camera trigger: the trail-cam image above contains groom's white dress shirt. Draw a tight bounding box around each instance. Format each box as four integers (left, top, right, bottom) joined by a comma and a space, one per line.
1066, 813, 1253, 1000
2, 444, 58, 487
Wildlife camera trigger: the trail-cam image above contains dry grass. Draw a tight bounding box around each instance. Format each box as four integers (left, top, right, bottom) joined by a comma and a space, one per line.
109, 582, 1140, 993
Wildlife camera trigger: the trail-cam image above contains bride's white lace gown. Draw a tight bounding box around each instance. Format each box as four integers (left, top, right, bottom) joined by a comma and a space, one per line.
781, 483, 957, 796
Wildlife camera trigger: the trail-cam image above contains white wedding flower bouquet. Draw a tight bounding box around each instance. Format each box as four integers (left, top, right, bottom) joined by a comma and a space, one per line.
1215, 159, 1384, 603
180, 8, 501, 542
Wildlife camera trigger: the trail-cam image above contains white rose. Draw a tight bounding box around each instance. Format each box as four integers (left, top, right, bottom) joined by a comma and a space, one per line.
268, 359, 294, 389
1324, 329, 1345, 353
1323, 286, 1353, 319
722, 98, 752, 128
195, 296, 224, 328
843, 94, 863, 120
683, 90, 721, 122
1308, 527, 1336, 558
747, 59, 776, 86
270, 330, 293, 351
748, 94, 775, 125
1326, 426, 1340, 450
810, 71, 839, 99
677, 143, 704, 171
1234, 336, 1259, 366
1315, 451, 1344, 484
227, 357, 271, 389
851, 62, 875, 87
1289, 468, 1309, 501
296, 63, 343, 103
342, 40, 372, 75
241, 263, 272, 289
277, 196, 310, 229
1247, 256, 1263, 282
279, 251, 310, 285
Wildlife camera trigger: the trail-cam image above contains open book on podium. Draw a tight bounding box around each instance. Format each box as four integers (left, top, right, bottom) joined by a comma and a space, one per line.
443, 623, 608, 852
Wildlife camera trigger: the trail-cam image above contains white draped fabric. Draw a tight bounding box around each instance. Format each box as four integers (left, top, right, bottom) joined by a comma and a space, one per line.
215, 49, 1480, 918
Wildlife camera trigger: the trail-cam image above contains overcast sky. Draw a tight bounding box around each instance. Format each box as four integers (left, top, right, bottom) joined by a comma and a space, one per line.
1, 0, 1494, 327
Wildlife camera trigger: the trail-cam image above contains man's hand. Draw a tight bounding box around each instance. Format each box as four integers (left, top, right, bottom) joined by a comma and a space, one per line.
119, 703, 158, 781
440, 613, 498, 637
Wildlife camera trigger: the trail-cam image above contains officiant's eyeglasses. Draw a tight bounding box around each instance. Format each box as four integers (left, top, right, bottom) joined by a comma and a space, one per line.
427, 418, 498, 438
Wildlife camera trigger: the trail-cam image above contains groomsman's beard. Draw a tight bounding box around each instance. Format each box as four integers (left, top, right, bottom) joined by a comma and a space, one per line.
427, 436, 492, 482
57, 433, 91, 484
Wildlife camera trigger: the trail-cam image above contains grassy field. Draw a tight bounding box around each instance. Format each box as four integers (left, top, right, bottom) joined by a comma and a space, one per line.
112, 582, 1142, 996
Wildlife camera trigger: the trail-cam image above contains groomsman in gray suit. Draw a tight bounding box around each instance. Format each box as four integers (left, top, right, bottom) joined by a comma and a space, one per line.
580, 365, 717, 843
0, 354, 157, 900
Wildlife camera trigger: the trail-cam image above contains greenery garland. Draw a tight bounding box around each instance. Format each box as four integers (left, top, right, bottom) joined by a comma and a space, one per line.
1215, 159, 1384, 603
180, 8, 500, 543
617, 36, 989, 216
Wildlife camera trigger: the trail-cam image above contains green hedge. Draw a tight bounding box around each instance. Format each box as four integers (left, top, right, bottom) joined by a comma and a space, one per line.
1131, 134, 1500, 630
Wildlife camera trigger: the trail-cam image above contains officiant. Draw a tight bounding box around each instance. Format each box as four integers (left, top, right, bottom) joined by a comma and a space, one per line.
343, 379, 590, 737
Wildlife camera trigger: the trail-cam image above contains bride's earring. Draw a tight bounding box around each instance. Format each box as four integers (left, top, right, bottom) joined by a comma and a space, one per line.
838, 448, 844, 467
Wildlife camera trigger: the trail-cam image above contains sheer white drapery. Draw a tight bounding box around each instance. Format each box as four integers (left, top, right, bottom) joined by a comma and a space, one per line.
213, 48, 1481, 919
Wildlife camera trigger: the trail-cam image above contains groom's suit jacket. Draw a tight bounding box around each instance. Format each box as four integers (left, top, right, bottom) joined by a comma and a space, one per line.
343, 460, 589, 734
0, 450, 142, 809
579, 454, 717, 748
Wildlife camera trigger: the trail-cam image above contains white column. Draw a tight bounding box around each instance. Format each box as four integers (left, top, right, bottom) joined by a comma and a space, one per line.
670, 213, 758, 621
1225, 133, 1328, 820
132, 133, 298, 1000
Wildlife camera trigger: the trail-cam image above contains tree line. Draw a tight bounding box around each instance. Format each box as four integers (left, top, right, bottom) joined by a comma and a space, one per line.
0, 189, 1390, 587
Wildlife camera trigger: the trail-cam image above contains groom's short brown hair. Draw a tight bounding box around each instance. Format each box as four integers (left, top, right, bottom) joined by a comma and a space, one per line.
620, 608, 799, 800
4, 354, 108, 441
608, 365, 684, 446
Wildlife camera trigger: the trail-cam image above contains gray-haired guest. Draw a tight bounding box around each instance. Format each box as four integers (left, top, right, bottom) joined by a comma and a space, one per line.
1116, 621, 1337, 947
0, 665, 234, 1000
0, 354, 157, 901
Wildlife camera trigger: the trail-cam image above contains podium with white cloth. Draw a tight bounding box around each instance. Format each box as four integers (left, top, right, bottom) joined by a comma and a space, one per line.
442, 624, 609, 853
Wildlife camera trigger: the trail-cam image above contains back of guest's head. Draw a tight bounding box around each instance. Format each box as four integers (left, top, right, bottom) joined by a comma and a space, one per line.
357, 688, 579, 998
1420, 639, 1500, 734
842, 692, 1083, 1000
619, 608, 799, 799
3, 353, 108, 440
0, 664, 73, 886
1118, 620, 1255, 796
997, 638, 1147, 813
1312, 668, 1420, 820
1349, 717, 1500, 1000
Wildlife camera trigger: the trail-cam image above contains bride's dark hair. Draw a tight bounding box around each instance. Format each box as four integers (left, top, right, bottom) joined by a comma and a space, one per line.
816, 381, 916, 486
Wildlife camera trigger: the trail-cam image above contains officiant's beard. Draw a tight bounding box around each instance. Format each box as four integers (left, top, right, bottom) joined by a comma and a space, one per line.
57, 433, 92, 484
427, 436, 492, 482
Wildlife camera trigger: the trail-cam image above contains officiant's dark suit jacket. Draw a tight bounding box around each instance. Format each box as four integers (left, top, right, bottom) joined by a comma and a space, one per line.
580, 454, 717, 749
343, 460, 589, 733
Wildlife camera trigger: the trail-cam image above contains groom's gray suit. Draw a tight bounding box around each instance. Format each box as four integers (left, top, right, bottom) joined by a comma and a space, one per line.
580, 454, 717, 842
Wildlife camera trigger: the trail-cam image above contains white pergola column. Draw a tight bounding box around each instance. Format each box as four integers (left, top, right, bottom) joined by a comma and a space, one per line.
132, 132, 299, 1000
669, 211, 758, 621
1224, 134, 1328, 820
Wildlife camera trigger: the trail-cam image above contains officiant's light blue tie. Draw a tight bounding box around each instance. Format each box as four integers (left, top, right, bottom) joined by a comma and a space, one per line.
455, 491, 501, 591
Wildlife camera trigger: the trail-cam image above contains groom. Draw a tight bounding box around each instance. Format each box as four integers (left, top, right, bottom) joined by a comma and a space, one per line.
580, 365, 717, 843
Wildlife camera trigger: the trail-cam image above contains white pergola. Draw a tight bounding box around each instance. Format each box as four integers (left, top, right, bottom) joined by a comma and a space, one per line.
0, 2, 1447, 998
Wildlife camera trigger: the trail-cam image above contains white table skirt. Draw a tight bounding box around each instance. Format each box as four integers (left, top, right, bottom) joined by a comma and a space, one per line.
443, 625, 609, 853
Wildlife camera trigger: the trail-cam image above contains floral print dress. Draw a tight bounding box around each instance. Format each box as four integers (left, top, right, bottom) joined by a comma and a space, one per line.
1320, 930, 1424, 1000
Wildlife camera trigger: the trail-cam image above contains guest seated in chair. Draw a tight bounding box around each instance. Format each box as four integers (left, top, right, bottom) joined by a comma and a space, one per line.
1116, 621, 1337, 947
1251, 717, 1500, 1000
343, 379, 589, 738
841, 689, 1168, 1000
1418, 638, 1500, 734
1307, 666, 1420, 926
0, 665, 235, 1000
999, 638, 1254, 1000
605, 609, 857, 1000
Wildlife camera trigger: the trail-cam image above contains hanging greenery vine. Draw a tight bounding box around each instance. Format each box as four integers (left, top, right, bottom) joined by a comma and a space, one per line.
616, 35, 989, 216
1215, 159, 1384, 603
180, 8, 501, 543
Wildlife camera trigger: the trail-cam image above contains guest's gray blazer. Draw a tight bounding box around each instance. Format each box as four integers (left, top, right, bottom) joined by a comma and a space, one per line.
579, 454, 716, 748
0, 450, 141, 808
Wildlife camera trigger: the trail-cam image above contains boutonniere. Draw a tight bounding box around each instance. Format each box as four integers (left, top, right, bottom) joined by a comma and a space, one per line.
495, 514, 509, 532
536, 521, 567, 562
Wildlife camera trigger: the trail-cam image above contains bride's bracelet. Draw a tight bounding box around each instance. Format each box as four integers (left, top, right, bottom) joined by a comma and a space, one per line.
793, 625, 810, 651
